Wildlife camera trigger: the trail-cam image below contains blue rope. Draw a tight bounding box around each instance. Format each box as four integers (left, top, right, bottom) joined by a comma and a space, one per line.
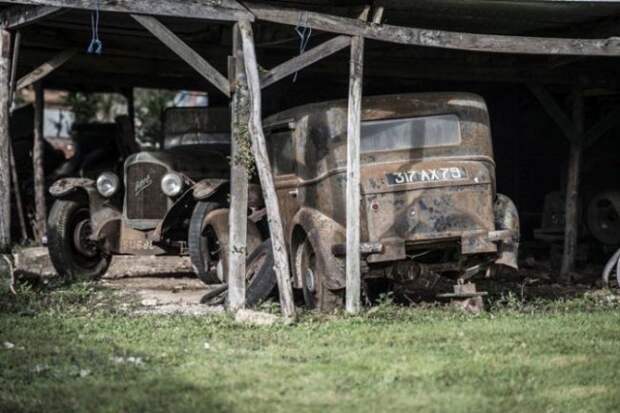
87, 0, 103, 54
293, 14, 312, 82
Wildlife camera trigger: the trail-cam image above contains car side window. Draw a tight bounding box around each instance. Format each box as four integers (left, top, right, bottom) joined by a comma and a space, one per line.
266, 130, 295, 176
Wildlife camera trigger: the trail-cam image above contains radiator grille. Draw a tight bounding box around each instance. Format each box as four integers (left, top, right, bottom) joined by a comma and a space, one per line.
125, 162, 168, 220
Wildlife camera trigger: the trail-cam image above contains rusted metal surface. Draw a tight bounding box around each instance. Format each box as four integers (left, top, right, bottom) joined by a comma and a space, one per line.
264, 93, 520, 302
47, 107, 263, 267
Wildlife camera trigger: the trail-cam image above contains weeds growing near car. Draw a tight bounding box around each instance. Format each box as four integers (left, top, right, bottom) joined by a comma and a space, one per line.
1, 283, 619, 413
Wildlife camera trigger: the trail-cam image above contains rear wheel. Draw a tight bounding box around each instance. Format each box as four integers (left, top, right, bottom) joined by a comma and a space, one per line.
296, 238, 343, 311
188, 202, 225, 284
47, 198, 111, 281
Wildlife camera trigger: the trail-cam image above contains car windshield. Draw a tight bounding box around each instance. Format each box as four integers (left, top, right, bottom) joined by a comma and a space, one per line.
163, 107, 230, 149
360, 114, 461, 153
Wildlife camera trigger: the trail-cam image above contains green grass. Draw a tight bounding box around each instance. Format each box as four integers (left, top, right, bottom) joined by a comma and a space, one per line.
1, 284, 620, 413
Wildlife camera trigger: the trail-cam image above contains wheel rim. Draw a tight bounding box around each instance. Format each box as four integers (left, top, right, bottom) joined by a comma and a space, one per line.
298, 240, 319, 307
202, 224, 224, 282
69, 207, 102, 269
73, 218, 97, 258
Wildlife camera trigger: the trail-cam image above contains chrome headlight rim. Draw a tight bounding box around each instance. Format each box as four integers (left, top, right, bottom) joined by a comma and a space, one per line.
161, 172, 184, 197
96, 172, 120, 198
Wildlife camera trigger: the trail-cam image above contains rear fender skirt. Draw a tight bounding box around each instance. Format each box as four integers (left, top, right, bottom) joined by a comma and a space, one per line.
494, 193, 520, 270
290, 208, 346, 290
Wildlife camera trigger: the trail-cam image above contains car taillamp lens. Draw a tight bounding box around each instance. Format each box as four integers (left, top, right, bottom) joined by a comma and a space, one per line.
161, 173, 183, 197
96, 172, 119, 198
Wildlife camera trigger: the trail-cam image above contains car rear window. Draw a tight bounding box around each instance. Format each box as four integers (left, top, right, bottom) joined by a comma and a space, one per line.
360, 114, 461, 153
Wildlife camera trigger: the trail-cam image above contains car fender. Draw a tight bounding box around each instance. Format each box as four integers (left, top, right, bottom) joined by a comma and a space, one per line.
49, 178, 121, 248
193, 179, 264, 208
290, 208, 346, 290
494, 193, 520, 270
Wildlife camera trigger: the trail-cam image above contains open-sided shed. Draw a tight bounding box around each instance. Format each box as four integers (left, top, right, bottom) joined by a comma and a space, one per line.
2, 0, 620, 317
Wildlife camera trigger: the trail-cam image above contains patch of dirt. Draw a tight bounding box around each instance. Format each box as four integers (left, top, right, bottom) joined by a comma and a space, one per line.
14, 247, 223, 316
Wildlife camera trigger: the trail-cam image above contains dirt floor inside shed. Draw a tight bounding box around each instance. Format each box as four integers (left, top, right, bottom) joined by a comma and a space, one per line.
10, 247, 224, 316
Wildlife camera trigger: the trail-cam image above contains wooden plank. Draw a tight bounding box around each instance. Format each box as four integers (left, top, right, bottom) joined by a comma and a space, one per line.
238, 19, 295, 320
0, 30, 11, 251
6, 0, 252, 22
260, 35, 351, 89
246, 3, 620, 56
33, 83, 47, 243
8, 32, 28, 242
345, 34, 364, 314
0, 5, 63, 29
16, 48, 76, 91
228, 23, 249, 312
529, 84, 578, 143
8, 144, 27, 242
132, 15, 230, 97
560, 88, 583, 277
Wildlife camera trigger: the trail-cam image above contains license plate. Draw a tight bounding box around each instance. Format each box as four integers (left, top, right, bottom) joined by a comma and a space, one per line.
386, 167, 467, 185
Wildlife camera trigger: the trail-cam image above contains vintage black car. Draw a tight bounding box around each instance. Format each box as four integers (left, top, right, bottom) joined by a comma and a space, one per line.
264, 93, 520, 310
47, 107, 272, 301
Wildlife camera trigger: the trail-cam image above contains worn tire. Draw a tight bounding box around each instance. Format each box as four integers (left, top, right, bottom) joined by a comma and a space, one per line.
188, 201, 223, 284
296, 238, 344, 312
47, 199, 111, 281
245, 239, 277, 307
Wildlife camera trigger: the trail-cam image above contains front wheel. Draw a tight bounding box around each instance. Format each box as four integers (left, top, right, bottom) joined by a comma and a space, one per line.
47, 198, 111, 281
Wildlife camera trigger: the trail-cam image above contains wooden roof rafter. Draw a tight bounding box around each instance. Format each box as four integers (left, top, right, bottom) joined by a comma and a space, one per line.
2, 0, 253, 22
244, 2, 620, 57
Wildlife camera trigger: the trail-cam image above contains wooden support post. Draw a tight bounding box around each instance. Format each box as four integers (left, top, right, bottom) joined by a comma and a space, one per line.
227, 23, 249, 312
132, 15, 230, 97
345, 33, 364, 314
260, 35, 351, 89
16, 48, 76, 91
561, 88, 584, 277
8, 31, 27, 242
0, 29, 11, 251
238, 20, 295, 320
8, 144, 27, 242
33, 82, 46, 243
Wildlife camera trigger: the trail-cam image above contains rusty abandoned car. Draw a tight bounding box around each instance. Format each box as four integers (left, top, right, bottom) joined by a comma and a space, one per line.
47, 107, 274, 303
264, 93, 520, 310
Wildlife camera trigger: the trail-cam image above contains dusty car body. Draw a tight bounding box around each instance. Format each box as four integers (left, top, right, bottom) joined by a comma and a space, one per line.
47, 107, 266, 287
264, 93, 520, 310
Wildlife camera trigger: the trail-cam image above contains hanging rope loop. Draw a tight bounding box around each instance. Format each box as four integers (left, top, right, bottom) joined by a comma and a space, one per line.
293, 13, 312, 82
87, 0, 103, 54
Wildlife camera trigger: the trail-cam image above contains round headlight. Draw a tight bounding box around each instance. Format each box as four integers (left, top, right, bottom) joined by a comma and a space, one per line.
161, 173, 183, 197
96, 172, 119, 198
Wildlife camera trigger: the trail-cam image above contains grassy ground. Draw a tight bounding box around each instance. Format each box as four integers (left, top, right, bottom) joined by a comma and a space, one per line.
1, 282, 620, 413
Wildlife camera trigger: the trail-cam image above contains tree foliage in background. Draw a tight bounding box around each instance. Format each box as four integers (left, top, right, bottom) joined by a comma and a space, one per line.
135, 89, 176, 146
63, 89, 176, 146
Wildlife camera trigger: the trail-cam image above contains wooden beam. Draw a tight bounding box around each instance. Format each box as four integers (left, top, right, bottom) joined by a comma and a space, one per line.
260, 35, 351, 89
583, 106, 620, 149
529, 84, 579, 143
228, 23, 249, 312
6, 0, 252, 22
0, 30, 11, 251
246, 3, 620, 56
0, 5, 63, 29
16, 48, 76, 91
33, 83, 47, 244
345, 34, 364, 314
132, 15, 230, 97
238, 19, 295, 320
561, 88, 584, 277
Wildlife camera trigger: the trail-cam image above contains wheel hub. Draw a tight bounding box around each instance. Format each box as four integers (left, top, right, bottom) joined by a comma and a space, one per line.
73, 219, 98, 258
